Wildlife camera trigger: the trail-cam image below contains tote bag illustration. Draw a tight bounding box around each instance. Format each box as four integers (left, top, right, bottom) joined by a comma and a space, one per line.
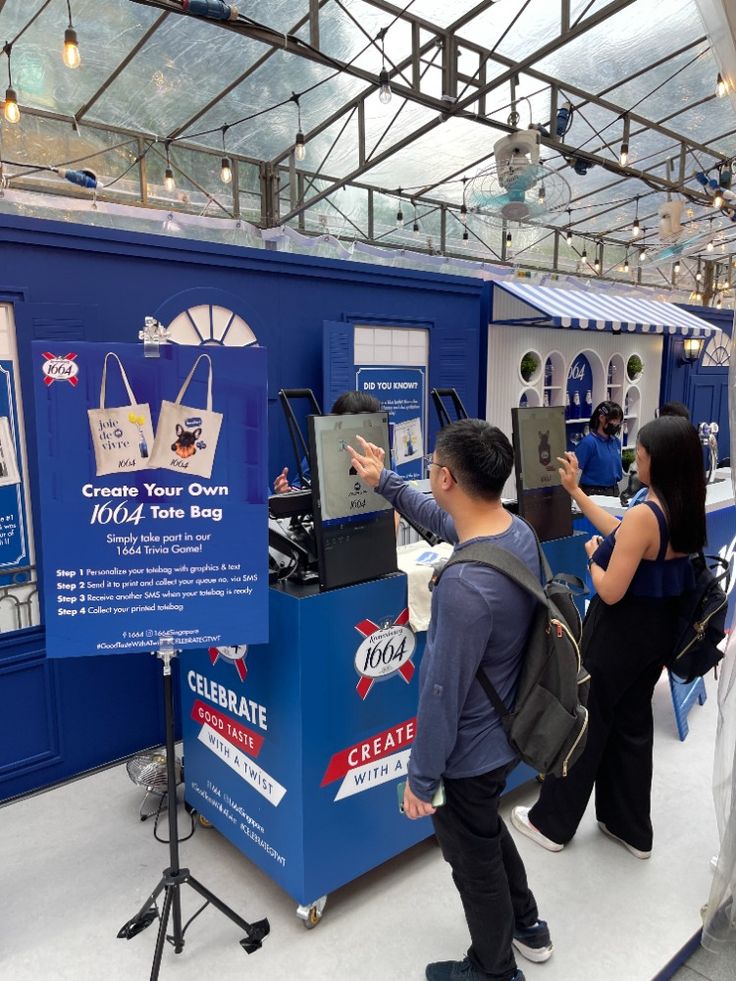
87, 353, 154, 476
149, 354, 222, 479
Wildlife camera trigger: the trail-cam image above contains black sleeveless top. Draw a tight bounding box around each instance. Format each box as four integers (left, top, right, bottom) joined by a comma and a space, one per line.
591, 500, 695, 598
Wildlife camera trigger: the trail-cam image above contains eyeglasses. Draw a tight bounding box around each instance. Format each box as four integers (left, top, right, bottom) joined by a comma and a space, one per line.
423, 455, 457, 482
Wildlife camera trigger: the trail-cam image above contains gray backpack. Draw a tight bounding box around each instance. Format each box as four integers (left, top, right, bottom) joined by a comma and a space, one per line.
435, 534, 590, 778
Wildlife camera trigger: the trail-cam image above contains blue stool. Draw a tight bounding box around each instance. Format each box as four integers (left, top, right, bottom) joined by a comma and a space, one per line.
668, 671, 707, 741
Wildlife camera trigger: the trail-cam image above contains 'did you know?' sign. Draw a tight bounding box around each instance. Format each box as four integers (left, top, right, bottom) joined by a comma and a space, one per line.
33, 341, 269, 657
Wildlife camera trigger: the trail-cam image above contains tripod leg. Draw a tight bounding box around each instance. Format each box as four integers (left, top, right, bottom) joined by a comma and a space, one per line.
187, 876, 270, 953
150, 885, 174, 981
171, 882, 184, 954
118, 878, 166, 939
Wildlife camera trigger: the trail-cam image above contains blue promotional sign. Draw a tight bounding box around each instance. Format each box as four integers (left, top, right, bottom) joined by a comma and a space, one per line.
32, 342, 268, 657
0, 360, 30, 574
355, 367, 426, 480
565, 353, 593, 450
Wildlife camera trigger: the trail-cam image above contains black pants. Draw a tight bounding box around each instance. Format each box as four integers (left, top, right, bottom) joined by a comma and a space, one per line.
529, 593, 679, 852
432, 760, 538, 980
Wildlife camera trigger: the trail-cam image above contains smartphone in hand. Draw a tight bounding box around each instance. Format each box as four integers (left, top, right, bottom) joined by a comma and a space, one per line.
396, 779, 445, 813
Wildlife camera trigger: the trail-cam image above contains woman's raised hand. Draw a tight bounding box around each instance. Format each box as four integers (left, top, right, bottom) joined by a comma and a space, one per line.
557, 451, 579, 495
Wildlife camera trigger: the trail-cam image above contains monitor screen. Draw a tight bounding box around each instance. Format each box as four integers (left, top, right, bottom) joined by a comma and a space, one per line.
514, 406, 566, 491
308, 412, 397, 591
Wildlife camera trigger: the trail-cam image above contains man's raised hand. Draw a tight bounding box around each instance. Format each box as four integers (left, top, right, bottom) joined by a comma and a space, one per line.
346, 435, 385, 488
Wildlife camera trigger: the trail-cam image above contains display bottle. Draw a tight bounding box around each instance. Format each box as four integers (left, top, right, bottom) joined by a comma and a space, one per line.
622, 420, 628, 446
544, 358, 553, 387
565, 390, 571, 419
543, 390, 550, 407
585, 388, 592, 408
607, 361, 613, 386
573, 390, 581, 419
583, 424, 590, 435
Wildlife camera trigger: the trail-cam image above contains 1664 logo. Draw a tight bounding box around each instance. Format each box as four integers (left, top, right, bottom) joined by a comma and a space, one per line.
354, 610, 416, 700
41, 352, 79, 387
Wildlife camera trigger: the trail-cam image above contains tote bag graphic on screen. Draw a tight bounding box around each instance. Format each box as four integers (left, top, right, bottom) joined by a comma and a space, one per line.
87, 353, 154, 476
149, 354, 222, 479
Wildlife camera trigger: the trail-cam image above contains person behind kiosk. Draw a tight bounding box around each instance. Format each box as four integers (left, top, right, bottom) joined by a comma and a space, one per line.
273, 391, 382, 493
511, 416, 706, 860
574, 400, 623, 497
349, 420, 552, 981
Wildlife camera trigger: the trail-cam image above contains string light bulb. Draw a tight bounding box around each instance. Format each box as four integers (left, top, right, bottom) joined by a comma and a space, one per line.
295, 130, 306, 161
619, 142, 629, 168
163, 141, 175, 192
717, 73, 727, 98
377, 29, 392, 105
412, 220, 420, 236
631, 195, 640, 238
396, 206, 404, 228
594, 256, 601, 274
460, 202, 467, 225
581, 245, 588, 262
623, 256, 629, 273
674, 259, 680, 274
220, 157, 232, 184
462, 229, 469, 245
505, 230, 512, 247
378, 68, 392, 105
3, 86, 19, 124
63, 2, 80, 69
538, 183, 546, 204
714, 190, 724, 209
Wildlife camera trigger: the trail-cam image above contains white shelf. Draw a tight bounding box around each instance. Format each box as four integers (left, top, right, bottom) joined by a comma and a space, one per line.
607, 383, 623, 389
624, 414, 637, 420
565, 419, 589, 424
543, 385, 562, 390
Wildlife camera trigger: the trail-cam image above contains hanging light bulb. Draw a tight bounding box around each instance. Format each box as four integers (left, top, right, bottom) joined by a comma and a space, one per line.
623, 256, 629, 273
717, 73, 727, 98
63, 30, 80, 69
674, 259, 680, 274
631, 217, 640, 238
412, 220, 420, 236
460, 202, 467, 225
164, 167, 175, 192
714, 190, 724, 208
640, 246, 648, 262
462, 229, 469, 246
295, 130, 306, 161
715, 293, 722, 308
220, 157, 232, 184
707, 238, 714, 251
538, 183, 546, 204
566, 228, 573, 246
396, 205, 404, 228
696, 269, 702, 282
506, 230, 512, 247
378, 68, 392, 105
619, 142, 629, 168
581, 245, 588, 261
3, 87, 19, 124
594, 257, 601, 274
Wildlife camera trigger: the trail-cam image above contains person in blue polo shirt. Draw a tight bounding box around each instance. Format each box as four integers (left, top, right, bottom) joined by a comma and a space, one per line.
574, 400, 623, 496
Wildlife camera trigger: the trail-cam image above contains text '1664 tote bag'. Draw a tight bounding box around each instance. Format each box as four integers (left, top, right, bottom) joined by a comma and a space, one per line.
149, 354, 222, 479
87, 353, 154, 476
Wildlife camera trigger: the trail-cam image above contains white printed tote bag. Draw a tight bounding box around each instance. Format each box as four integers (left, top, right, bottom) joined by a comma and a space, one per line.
87, 353, 154, 476
149, 354, 222, 479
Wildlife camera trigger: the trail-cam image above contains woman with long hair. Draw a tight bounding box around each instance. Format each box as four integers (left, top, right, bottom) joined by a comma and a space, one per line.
512, 416, 706, 859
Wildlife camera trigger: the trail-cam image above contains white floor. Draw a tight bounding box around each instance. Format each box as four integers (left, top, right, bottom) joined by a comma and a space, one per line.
0, 674, 722, 981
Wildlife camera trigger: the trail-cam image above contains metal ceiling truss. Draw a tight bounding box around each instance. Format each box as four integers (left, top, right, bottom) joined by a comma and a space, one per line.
5, 0, 733, 282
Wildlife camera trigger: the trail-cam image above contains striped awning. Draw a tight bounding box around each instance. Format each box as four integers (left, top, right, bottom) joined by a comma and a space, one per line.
492, 281, 714, 336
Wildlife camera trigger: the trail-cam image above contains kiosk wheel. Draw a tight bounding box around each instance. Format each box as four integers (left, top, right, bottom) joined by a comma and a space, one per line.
296, 895, 327, 929
198, 813, 213, 829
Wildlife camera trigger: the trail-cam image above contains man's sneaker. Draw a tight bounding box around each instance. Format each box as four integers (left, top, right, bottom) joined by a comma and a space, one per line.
425, 960, 525, 981
513, 919, 553, 963
597, 821, 651, 860
511, 806, 564, 852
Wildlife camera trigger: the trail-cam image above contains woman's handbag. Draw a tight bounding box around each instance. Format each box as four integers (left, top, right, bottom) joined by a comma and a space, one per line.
87, 353, 154, 476
149, 354, 222, 479
669, 553, 731, 683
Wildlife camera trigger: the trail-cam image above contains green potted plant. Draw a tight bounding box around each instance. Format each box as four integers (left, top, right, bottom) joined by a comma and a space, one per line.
622, 448, 636, 473
626, 354, 643, 381
520, 352, 540, 382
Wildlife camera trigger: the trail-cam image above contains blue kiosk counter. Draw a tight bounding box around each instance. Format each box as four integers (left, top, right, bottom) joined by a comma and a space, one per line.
180, 532, 587, 926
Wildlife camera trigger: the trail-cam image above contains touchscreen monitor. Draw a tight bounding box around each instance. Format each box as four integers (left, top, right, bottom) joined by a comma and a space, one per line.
308, 412, 397, 590
512, 406, 572, 542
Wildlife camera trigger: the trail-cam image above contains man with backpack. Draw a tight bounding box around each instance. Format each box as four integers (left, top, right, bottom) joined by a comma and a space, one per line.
347, 420, 553, 981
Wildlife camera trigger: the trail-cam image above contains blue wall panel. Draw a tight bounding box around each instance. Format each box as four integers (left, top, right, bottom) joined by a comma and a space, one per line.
0, 214, 486, 800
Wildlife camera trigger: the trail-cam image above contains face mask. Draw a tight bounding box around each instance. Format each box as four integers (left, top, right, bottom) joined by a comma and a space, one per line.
603, 422, 621, 437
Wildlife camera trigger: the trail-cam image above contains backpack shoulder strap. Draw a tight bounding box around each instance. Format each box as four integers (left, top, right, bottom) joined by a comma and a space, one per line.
437, 539, 548, 607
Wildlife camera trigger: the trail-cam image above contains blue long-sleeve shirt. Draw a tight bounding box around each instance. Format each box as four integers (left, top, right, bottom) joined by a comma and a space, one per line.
377, 470, 540, 801
575, 432, 623, 487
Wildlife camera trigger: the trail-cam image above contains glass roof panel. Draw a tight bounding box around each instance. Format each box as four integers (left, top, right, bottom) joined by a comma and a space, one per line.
536, 0, 706, 95
88, 15, 270, 136
175, 50, 367, 158
2, 0, 161, 118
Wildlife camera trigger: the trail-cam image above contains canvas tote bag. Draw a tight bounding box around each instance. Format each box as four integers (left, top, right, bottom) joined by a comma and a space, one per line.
149, 354, 222, 479
87, 353, 154, 476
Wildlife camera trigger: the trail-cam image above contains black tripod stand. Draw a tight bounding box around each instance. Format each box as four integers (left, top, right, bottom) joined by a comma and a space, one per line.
118, 636, 270, 980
